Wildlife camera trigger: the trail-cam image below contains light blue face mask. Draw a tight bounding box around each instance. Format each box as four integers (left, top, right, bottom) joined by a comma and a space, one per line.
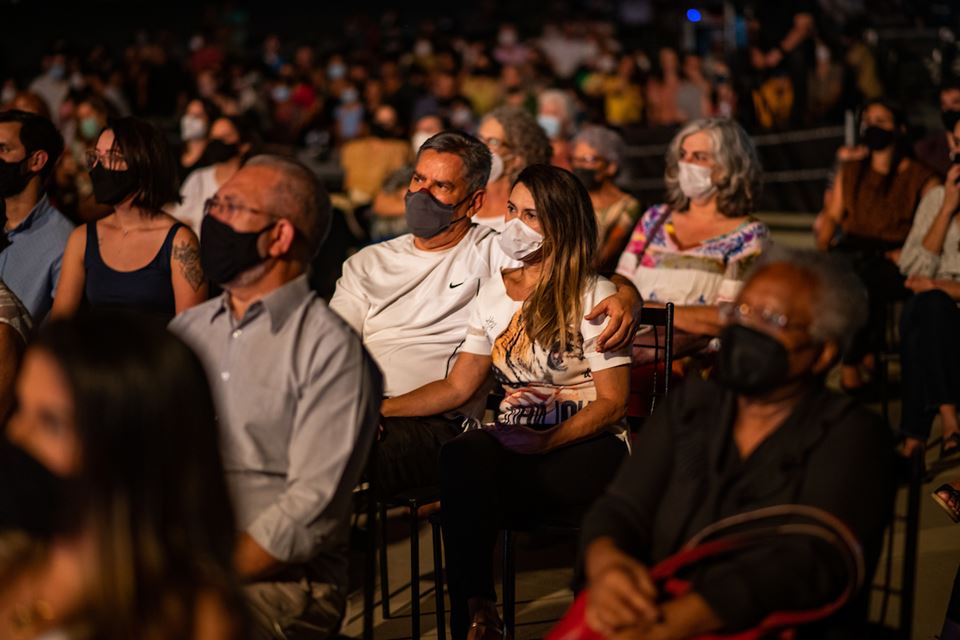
537, 114, 562, 140
271, 85, 291, 103
79, 117, 102, 142
327, 63, 347, 80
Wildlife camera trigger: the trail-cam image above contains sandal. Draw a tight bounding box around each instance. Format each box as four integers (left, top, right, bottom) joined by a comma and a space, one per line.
932, 483, 960, 523
943, 433, 960, 460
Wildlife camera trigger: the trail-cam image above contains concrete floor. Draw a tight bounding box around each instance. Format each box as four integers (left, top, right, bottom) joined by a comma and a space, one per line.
339, 216, 960, 639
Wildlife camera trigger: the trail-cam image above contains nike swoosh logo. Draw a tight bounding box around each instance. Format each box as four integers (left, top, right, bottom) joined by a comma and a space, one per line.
449, 282, 465, 289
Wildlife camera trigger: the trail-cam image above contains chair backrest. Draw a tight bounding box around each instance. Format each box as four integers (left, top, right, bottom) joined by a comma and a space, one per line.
633, 302, 675, 416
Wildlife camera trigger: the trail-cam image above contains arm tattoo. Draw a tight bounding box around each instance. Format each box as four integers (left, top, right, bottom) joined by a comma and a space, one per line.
172, 240, 205, 292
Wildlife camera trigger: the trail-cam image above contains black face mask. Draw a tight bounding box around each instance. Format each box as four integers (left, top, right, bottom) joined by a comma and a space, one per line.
0, 438, 73, 537
200, 214, 276, 285
0, 156, 35, 198
202, 139, 240, 165
942, 109, 960, 134
89, 164, 139, 206
861, 126, 896, 151
573, 167, 603, 192
716, 324, 792, 396
404, 189, 471, 239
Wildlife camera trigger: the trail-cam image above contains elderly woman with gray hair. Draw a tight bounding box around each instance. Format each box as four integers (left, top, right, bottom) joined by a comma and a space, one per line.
581, 248, 895, 639
474, 105, 553, 231
616, 118, 769, 337
572, 125, 643, 272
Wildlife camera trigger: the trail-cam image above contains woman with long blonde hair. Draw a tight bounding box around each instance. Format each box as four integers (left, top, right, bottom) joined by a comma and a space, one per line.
382, 164, 631, 640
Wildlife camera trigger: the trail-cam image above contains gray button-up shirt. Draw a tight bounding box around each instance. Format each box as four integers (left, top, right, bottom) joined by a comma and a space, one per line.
170, 275, 381, 585
0, 195, 74, 322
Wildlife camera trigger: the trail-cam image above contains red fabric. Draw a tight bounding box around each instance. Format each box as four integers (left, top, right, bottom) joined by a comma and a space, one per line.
547, 532, 849, 640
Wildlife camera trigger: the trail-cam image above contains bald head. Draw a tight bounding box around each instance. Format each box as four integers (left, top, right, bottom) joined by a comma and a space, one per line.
242, 155, 332, 256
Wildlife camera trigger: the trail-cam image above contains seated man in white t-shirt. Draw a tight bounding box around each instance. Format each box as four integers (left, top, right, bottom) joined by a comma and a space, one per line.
330, 131, 642, 497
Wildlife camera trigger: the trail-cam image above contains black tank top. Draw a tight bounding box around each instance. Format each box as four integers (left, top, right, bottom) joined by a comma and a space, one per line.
84, 221, 183, 319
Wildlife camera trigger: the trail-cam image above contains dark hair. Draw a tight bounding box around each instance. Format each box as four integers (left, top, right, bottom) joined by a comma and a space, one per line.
33, 311, 243, 639
0, 109, 64, 182
855, 98, 911, 196
104, 117, 182, 212
941, 77, 960, 96
515, 164, 598, 352
418, 130, 492, 194
212, 114, 262, 160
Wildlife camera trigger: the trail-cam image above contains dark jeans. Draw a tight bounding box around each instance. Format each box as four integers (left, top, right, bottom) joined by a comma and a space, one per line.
372, 415, 465, 498
832, 242, 909, 365
439, 429, 627, 640
899, 290, 960, 441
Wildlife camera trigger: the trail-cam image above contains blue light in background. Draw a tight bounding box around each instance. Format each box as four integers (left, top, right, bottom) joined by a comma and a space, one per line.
686, 8, 702, 23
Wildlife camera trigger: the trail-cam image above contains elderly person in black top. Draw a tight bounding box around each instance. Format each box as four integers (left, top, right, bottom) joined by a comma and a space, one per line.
580, 248, 896, 640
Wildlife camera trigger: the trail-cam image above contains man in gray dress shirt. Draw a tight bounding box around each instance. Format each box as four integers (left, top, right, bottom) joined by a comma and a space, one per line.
170, 154, 382, 639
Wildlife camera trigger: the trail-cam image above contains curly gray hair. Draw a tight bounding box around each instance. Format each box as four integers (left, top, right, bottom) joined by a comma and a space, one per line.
483, 106, 553, 176
573, 125, 626, 169
749, 246, 868, 351
665, 118, 761, 218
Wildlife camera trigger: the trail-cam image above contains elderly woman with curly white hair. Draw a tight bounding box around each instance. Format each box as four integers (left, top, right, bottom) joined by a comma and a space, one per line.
616, 118, 770, 338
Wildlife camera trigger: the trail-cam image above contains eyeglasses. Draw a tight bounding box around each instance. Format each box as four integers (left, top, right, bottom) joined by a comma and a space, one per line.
479, 135, 510, 150
84, 149, 126, 170
719, 301, 808, 333
203, 197, 278, 220
571, 155, 607, 166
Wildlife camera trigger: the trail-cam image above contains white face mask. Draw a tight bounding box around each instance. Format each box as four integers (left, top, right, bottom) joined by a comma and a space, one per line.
487, 151, 505, 184
498, 216, 544, 261
411, 131, 432, 153
677, 161, 715, 201
180, 114, 208, 142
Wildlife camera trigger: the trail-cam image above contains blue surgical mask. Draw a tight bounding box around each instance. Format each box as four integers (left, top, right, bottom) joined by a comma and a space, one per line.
79, 117, 102, 142
271, 85, 291, 103
537, 114, 562, 140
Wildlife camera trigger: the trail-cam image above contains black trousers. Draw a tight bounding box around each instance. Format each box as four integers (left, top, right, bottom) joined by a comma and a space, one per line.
439, 429, 627, 640
899, 290, 960, 441
372, 415, 465, 498
832, 242, 909, 365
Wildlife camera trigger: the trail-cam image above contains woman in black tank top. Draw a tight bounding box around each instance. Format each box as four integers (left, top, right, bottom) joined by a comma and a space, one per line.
51, 118, 208, 321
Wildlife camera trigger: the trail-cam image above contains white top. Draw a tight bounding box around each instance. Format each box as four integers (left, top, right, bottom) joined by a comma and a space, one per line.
615, 205, 769, 306
462, 273, 631, 431
168, 165, 221, 236
330, 224, 518, 402
474, 214, 507, 233
899, 186, 960, 280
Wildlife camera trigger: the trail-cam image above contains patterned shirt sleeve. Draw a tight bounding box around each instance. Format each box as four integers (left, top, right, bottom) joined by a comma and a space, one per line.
615, 204, 667, 281
716, 219, 770, 303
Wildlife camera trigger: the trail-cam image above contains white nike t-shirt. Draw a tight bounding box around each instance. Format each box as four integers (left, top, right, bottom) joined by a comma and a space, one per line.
330, 224, 518, 400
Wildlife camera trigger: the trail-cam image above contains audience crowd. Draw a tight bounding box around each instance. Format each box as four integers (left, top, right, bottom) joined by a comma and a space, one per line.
2, 1, 960, 639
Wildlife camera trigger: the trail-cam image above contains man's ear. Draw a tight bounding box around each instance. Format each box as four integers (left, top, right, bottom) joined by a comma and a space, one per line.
467, 189, 485, 217
265, 219, 297, 257
812, 341, 839, 376
27, 150, 49, 176
606, 162, 619, 179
